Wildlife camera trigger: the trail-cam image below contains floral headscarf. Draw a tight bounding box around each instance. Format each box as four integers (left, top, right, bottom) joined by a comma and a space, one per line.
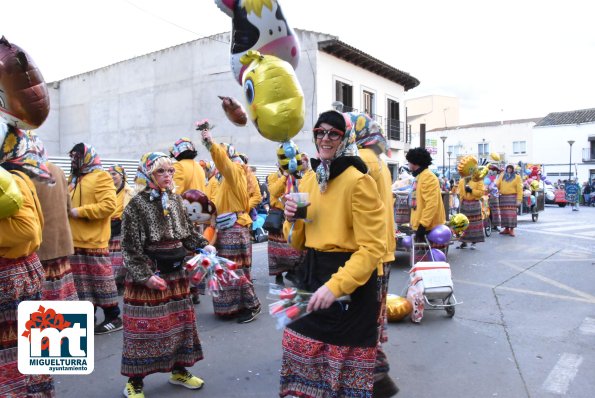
68, 143, 102, 189
313, 110, 358, 193
107, 163, 127, 192
221, 142, 244, 164
170, 138, 196, 158
135, 152, 172, 216
0, 123, 53, 182
348, 112, 388, 155
503, 164, 516, 182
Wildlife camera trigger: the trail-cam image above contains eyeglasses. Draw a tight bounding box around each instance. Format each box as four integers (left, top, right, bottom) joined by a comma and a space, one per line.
313, 127, 344, 141
154, 168, 175, 176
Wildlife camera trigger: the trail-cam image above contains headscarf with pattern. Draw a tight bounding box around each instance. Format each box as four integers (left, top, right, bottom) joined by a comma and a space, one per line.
312, 110, 358, 193
348, 112, 389, 155
0, 123, 53, 182
221, 142, 244, 164
135, 152, 172, 216
503, 164, 516, 182
170, 138, 196, 159
107, 163, 127, 192
68, 143, 102, 189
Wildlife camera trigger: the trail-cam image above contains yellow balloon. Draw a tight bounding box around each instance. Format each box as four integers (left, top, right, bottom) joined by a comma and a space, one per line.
240, 51, 305, 142
490, 152, 501, 161
449, 213, 469, 234
0, 165, 24, 219
457, 155, 478, 177
386, 294, 412, 322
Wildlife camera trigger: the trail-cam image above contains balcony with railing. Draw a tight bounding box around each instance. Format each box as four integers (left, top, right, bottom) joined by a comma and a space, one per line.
582, 147, 595, 162
386, 119, 407, 142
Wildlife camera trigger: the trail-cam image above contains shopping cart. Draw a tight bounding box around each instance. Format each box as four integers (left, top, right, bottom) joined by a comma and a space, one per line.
404, 238, 460, 320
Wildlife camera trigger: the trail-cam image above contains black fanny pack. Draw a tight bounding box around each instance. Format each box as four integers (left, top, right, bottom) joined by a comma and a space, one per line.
146, 246, 187, 274
110, 219, 122, 238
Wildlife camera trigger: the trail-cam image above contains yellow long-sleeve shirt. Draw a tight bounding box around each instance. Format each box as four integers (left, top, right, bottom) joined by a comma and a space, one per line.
69, 169, 117, 248
173, 159, 206, 195
0, 171, 43, 258
410, 168, 446, 231
497, 174, 523, 202
248, 172, 262, 210
112, 184, 134, 220
205, 176, 220, 203
458, 178, 485, 201
209, 143, 251, 227
267, 171, 286, 210
283, 166, 386, 298
359, 148, 396, 263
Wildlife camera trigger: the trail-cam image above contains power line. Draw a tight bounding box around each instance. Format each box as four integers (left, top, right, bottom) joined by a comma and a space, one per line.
123, 0, 230, 45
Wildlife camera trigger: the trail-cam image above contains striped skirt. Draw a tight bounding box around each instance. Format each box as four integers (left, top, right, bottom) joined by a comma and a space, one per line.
69, 247, 118, 308
0, 253, 55, 398
489, 195, 501, 227
394, 194, 411, 225
499, 194, 518, 228
108, 235, 126, 288
121, 269, 203, 377
267, 231, 305, 276
41, 256, 79, 301
280, 328, 376, 398
460, 200, 485, 243
213, 225, 260, 316
374, 262, 392, 380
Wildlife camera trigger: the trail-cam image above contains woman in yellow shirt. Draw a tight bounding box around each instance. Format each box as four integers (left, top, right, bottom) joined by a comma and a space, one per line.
68, 143, 120, 334
200, 128, 261, 324
170, 138, 206, 194
282, 110, 386, 398
496, 164, 523, 236
457, 171, 485, 249
0, 126, 55, 397
107, 164, 134, 294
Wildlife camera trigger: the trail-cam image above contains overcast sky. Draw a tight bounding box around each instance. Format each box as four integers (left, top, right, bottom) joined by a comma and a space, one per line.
3, 0, 594, 125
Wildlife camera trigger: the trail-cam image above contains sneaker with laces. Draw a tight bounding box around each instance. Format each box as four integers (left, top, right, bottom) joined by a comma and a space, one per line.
123, 381, 144, 398
470, 243, 476, 250
237, 305, 261, 324
95, 317, 123, 335
169, 370, 204, 390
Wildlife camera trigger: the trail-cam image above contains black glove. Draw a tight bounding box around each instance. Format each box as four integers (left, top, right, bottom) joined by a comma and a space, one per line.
415, 225, 427, 242
465, 185, 472, 193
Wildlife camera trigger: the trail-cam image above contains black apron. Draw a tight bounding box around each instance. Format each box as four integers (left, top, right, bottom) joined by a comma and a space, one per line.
289, 248, 379, 347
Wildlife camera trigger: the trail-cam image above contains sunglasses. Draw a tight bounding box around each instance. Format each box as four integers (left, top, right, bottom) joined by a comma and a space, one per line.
154, 168, 175, 176
313, 127, 344, 141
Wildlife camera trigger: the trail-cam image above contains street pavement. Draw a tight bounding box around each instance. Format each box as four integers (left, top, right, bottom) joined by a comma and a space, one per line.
55, 205, 595, 397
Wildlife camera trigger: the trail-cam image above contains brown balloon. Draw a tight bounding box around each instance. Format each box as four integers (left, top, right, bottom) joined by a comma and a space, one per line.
218, 95, 247, 126
0, 36, 50, 129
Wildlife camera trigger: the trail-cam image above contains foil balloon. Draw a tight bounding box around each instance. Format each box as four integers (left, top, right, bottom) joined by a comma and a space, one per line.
449, 213, 469, 235
276, 140, 303, 174
457, 155, 478, 178
400, 235, 412, 249
181, 189, 217, 224
530, 180, 539, 191
240, 50, 304, 142
0, 36, 50, 129
472, 165, 489, 181
218, 96, 248, 126
215, 0, 300, 84
427, 224, 452, 245
0, 165, 24, 219
386, 294, 412, 322
490, 152, 501, 161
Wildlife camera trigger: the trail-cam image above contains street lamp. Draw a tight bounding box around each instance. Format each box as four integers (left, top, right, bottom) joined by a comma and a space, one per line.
568, 140, 575, 181
440, 135, 447, 178
447, 151, 452, 180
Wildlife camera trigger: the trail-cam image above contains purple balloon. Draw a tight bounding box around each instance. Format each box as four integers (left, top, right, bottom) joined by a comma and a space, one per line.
419, 248, 446, 262
427, 224, 452, 245
400, 235, 412, 248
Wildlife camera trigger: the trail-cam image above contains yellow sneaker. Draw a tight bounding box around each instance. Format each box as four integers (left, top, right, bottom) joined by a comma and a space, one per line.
168, 370, 205, 390
123, 381, 144, 398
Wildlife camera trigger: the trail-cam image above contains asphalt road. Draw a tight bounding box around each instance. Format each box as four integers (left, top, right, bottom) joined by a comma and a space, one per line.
54, 204, 595, 397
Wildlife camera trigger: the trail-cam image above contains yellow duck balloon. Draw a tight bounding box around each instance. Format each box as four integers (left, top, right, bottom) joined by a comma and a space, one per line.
240, 50, 304, 142
457, 155, 478, 178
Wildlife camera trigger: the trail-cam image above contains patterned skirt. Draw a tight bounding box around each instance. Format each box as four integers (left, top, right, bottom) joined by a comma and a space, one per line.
41, 256, 79, 301
69, 247, 118, 308
121, 269, 203, 377
0, 253, 55, 398
280, 328, 376, 398
267, 231, 305, 276
212, 225, 260, 316
109, 235, 126, 288
499, 194, 518, 228
394, 194, 411, 225
460, 200, 485, 243
489, 195, 501, 227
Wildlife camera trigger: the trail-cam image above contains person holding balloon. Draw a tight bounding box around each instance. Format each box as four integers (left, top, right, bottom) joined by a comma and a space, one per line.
496, 164, 523, 236
281, 110, 387, 398
0, 126, 56, 397
457, 167, 486, 249
406, 147, 448, 258
200, 127, 262, 324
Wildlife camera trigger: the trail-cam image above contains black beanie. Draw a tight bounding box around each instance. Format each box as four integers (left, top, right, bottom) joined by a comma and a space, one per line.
314, 110, 346, 133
